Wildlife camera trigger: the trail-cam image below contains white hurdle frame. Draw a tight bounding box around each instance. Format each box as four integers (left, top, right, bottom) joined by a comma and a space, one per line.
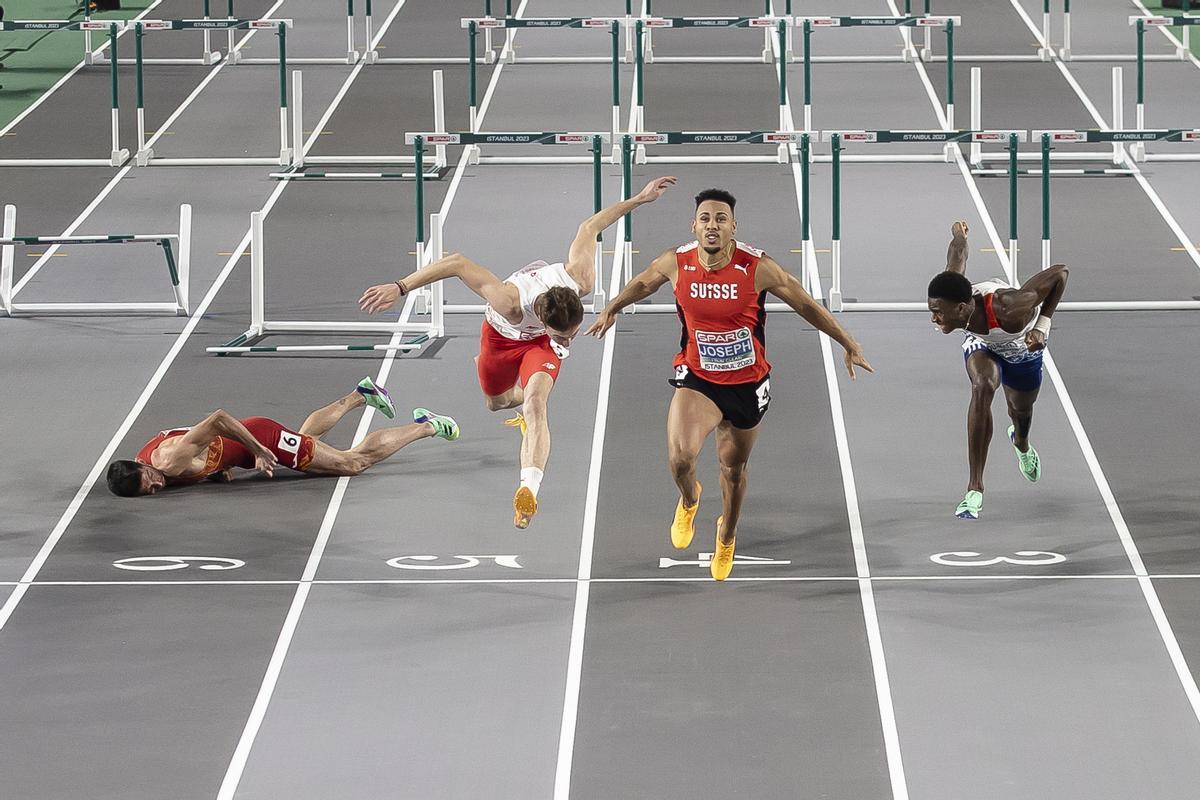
1061, 5, 1191, 61
206, 210, 439, 355
1, 204, 191, 316
230, 0, 358, 64
289, 70, 447, 170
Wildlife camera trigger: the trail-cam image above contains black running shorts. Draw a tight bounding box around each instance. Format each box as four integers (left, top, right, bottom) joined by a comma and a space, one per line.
668, 365, 771, 430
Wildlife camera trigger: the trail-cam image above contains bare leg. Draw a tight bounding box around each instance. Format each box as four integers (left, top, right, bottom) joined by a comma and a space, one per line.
304, 422, 433, 476
666, 388, 723, 507
299, 391, 365, 439
965, 351, 1001, 493
519, 372, 554, 470
1004, 384, 1040, 452
714, 421, 760, 545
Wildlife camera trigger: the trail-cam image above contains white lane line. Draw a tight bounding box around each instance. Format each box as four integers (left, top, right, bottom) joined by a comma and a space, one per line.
0, 0, 165, 137
910, 0, 1200, 735
552, 9, 641, 793
773, 10, 910, 798
11, 0, 293, 297
215, 3, 524, 795
0, 1, 401, 631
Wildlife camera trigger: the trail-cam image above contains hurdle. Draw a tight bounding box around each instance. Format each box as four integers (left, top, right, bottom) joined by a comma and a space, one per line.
205, 209, 437, 356
0, 20, 128, 167
229, 0, 360, 65
404, 132, 611, 311
821, 130, 1027, 311
794, 15, 959, 130
969, 66, 1131, 167
461, 17, 623, 144
636, 12, 791, 65
273, 70, 448, 175
87, 0, 221, 65
1130, 16, 1200, 151
633, 18, 791, 154
1062, 5, 1195, 61
610, 132, 811, 312
1, 204, 191, 316
132, 18, 294, 166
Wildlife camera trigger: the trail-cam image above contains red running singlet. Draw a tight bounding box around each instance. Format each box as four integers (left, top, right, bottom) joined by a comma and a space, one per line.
135, 416, 314, 485
673, 240, 771, 385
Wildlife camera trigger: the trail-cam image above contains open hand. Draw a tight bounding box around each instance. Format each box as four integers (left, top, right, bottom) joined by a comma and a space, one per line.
844, 345, 875, 380
359, 282, 402, 314
634, 176, 677, 204
585, 309, 617, 338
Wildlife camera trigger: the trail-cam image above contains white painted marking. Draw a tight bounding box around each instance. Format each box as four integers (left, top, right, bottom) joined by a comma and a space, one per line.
657, 553, 793, 569
113, 556, 246, 571
929, 551, 1067, 567
552, 17, 640, 794
217, 4, 528, 796
385, 555, 523, 570
781, 10, 910, 798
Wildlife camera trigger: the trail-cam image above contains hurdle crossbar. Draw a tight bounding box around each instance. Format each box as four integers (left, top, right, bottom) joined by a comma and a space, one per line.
613, 132, 812, 313
795, 16, 958, 130
405, 132, 611, 311
231, 0, 358, 64
206, 209, 437, 356
1063, 6, 1195, 61
0, 21, 128, 167
291, 70, 447, 171
461, 19, 622, 143
134, 19, 294, 166
822, 130, 1027, 310
635, 19, 791, 146
1, 204, 191, 316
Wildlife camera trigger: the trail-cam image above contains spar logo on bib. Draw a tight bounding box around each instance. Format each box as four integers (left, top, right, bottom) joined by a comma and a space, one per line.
695, 327, 756, 372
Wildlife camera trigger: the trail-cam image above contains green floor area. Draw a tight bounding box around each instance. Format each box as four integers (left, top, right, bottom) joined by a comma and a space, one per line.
1143, 2, 1200, 59
0, 1, 155, 130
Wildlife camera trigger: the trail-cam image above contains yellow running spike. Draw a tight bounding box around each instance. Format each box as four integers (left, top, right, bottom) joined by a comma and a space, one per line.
670, 482, 702, 550
710, 516, 736, 582
513, 486, 537, 529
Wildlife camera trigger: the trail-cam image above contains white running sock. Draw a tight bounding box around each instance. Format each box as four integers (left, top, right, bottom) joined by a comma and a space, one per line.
520, 467, 544, 498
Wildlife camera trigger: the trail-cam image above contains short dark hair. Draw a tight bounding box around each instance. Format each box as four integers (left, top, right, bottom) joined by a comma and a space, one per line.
694, 188, 736, 213
928, 271, 973, 304
540, 286, 584, 331
106, 460, 145, 497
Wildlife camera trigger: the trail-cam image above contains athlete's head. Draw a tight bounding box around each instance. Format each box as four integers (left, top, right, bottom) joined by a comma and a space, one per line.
693, 188, 737, 256
535, 286, 584, 347
927, 271, 975, 333
106, 460, 166, 497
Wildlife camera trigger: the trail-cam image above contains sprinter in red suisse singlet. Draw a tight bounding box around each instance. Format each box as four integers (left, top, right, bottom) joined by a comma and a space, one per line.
673, 240, 770, 385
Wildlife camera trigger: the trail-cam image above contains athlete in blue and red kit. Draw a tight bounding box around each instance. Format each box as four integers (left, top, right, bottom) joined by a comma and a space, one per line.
588, 188, 873, 580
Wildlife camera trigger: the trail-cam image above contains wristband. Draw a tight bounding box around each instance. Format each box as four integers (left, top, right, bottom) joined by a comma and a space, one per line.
395, 280, 408, 297
1033, 315, 1051, 337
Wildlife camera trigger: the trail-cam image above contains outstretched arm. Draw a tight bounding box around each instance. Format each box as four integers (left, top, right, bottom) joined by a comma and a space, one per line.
171, 410, 278, 477
945, 220, 969, 274
1012, 264, 1069, 351
584, 249, 675, 338
756, 256, 874, 379
359, 252, 518, 316
564, 176, 677, 294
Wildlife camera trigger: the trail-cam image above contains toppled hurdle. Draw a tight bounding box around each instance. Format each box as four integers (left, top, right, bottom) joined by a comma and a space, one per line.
0, 20, 128, 167
1, 204, 192, 316
206, 209, 437, 356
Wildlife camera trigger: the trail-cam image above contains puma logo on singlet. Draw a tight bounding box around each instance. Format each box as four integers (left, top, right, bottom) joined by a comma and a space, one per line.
733, 263, 748, 275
